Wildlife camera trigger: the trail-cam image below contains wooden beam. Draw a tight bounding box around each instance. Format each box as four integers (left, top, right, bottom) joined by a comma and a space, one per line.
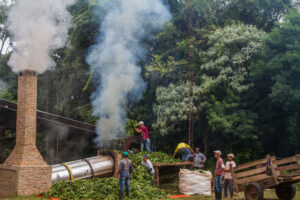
237, 174, 271, 185
235, 167, 267, 179
277, 164, 300, 172
234, 156, 276, 172
274, 155, 300, 166
153, 162, 193, 167
0, 98, 96, 133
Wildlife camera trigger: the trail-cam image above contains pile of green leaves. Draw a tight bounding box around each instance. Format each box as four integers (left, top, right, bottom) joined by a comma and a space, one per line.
43, 177, 167, 200
129, 152, 181, 165
129, 152, 181, 183
125, 120, 138, 136
44, 152, 178, 199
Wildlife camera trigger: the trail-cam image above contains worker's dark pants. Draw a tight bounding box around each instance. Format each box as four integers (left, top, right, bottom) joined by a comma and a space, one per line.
141, 139, 151, 152
224, 179, 234, 198
120, 175, 130, 192
150, 172, 155, 186
178, 148, 191, 161
214, 175, 223, 193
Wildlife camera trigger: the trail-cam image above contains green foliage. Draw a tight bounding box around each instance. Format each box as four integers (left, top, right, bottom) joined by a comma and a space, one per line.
44, 177, 167, 200
44, 152, 178, 200
0, 0, 299, 164
0, 88, 15, 102
125, 120, 138, 137
249, 11, 300, 155
217, 0, 294, 31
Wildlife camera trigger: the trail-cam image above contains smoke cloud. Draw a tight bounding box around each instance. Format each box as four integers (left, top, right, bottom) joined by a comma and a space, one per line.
7, 0, 74, 74
87, 0, 171, 147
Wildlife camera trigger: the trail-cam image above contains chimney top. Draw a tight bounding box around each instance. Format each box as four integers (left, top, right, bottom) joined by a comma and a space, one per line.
19, 70, 37, 77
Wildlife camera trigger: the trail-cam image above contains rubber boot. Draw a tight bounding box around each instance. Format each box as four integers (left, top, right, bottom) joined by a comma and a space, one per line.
126, 190, 130, 197
216, 192, 222, 200
119, 191, 124, 200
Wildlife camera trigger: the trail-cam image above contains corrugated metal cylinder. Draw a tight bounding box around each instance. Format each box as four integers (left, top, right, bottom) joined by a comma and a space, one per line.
52, 155, 114, 183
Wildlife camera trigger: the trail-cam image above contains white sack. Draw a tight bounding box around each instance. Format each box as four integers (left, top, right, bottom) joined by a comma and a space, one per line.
179, 169, 212, 196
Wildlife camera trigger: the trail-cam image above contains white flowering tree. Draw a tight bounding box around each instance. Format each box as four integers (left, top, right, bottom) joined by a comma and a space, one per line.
152, 24, 266, 151
201, 24, 266, 93
153, 82, 201, 135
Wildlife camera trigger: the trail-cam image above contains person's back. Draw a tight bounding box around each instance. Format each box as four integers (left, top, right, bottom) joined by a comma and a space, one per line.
118, 158, 133, 177
118, 153, 134, 200
142, 159, 155, 174
177, 142, 187, 149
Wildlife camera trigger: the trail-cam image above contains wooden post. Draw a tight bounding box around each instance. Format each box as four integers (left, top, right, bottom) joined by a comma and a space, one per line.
155, 166, 159, 186
113, 152, 121, 178
231, 165, 238, 192
267, 154, 279, 185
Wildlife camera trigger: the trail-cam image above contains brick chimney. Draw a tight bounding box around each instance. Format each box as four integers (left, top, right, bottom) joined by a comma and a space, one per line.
0, 70, 51, 198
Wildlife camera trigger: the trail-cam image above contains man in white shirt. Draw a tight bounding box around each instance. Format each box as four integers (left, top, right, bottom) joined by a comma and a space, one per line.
141, 155, 155, 185
224, 153, 236, 199
193, 147, 207, 169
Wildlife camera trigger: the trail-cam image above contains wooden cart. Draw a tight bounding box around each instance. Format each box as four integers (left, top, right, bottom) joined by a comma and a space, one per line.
233, 154, 300, 200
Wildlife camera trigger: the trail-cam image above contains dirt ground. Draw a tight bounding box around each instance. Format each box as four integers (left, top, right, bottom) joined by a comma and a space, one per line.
160, 183, 300, 200
175, 189, 300, 200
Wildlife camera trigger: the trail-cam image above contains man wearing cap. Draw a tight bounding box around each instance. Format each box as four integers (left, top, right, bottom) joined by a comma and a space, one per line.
193, 147, 207, 170
224, 153, 236, 199
172, 142, 194, 162
214, 150, 225, 200
118, 152, 134, 200
142, 155, 155, 185
135, 121, 151, 152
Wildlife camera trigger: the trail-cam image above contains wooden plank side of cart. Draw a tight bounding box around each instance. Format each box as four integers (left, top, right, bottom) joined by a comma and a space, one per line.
233, 155, 278, 192
233, 154, 300, 193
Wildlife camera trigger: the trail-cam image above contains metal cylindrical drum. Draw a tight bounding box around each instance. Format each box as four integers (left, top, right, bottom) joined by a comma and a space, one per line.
52, 155, 114, 184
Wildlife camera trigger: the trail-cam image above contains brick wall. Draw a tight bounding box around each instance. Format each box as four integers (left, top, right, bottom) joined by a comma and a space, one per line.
0, 70, 51, 198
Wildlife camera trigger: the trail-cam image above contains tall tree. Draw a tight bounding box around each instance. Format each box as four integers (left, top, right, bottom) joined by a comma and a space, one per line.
250, 11, 300, 155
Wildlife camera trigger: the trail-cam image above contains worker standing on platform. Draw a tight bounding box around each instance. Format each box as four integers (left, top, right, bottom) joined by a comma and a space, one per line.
193, 147, 207, 170
142, 155, 155, 185
135, 121, 151, 152
172, 142, 194, 162
118, 151, 134, 200
214, 150, 225, 200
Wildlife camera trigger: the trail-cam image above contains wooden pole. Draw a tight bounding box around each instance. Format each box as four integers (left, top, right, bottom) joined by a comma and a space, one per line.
187, 0, 194, 148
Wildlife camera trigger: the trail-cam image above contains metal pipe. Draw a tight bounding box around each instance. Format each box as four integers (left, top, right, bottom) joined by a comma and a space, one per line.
52, 155, 114, 184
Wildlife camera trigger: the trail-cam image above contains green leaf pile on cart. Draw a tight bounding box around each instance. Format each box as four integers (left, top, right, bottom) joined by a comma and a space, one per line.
43, 152, 180, 200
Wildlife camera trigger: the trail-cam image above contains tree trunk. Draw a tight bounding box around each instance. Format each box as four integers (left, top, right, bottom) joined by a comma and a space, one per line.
204, 126, 211, 157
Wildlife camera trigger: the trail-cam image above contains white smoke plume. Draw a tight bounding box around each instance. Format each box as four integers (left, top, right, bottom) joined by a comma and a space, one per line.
7, 0, 74, 74
87, 0, 171, 147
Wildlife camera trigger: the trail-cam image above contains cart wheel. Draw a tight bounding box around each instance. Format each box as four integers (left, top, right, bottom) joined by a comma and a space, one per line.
275, 184, 296, 200
244, 182, 264, 200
